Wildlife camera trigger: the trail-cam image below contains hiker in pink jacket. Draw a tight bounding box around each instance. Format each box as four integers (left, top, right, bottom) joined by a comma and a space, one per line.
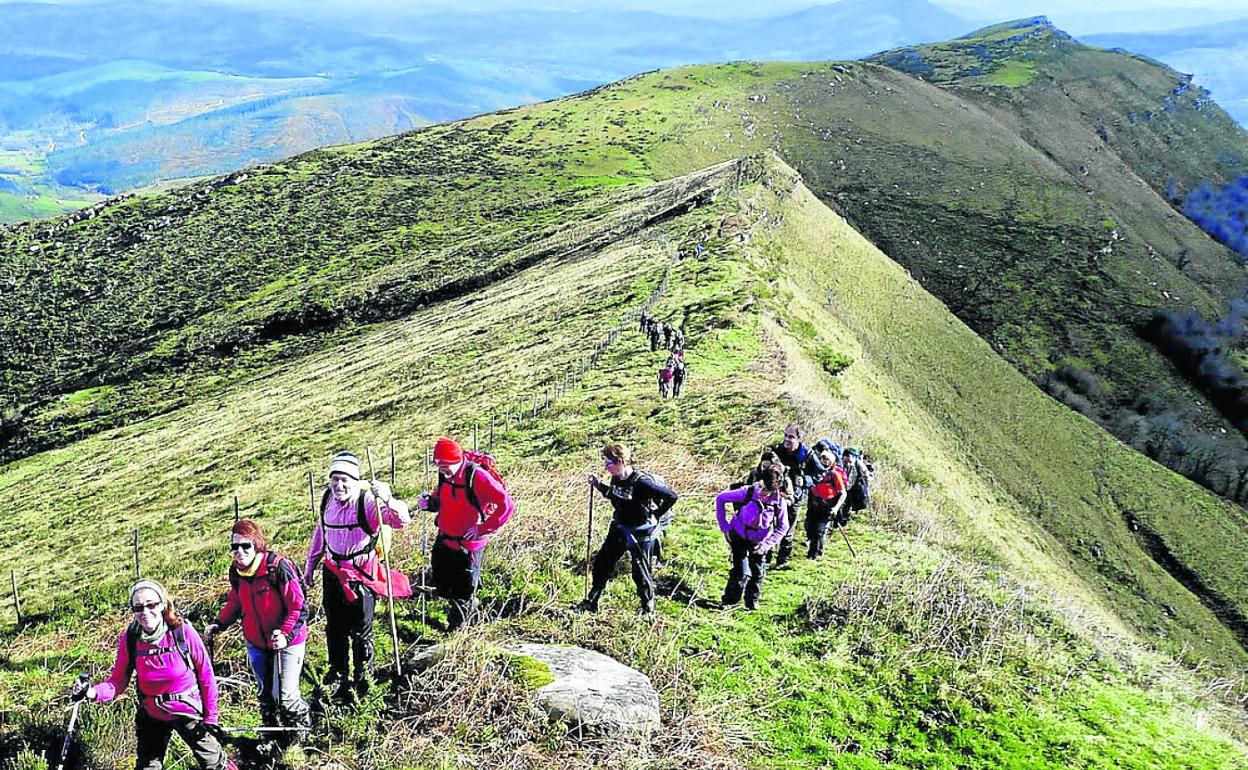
70, 580, 234, 770
714, 465, 789, 610
303, 451, 412, 702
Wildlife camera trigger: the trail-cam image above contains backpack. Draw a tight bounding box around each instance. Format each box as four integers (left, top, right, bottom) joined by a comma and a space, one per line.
436, 451, 508, 522
320, 488, 394, 560
732, 486, 779, 543
844, 451, 872, 511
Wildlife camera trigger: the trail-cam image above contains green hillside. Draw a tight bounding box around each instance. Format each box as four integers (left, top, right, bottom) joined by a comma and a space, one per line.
3, 21, 1248, 768
7, 20, 1248, 515
2, 155, 1246, 769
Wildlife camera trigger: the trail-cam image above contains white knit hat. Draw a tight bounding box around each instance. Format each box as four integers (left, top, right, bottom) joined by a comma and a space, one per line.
328, 451, 361, 480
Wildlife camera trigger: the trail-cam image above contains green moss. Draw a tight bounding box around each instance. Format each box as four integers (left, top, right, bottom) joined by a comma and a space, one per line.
505, 654, 555, 690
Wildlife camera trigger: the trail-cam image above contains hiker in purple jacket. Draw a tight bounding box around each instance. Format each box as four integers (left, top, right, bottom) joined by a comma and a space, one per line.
70, 580, 235, 770
715, 465, 789, 610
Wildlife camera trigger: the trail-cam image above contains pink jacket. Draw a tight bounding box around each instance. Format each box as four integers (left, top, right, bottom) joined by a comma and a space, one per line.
304, 490, 411, 583
94, 622, 219, 723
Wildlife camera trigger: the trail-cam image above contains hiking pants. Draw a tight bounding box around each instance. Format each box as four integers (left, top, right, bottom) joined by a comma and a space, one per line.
723, 532, 766, 609
805, 508, 832, 559
658, 376, 670, 398
246, 641, 310, 735
588, 525, 655, 611
432, 538, 482, 631
672, 372, 684, 397
134, 710, 228, 770
322, 566, 376, 685
774, 498, 799, 565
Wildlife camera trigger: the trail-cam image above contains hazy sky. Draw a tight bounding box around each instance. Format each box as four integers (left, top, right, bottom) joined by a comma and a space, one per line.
2, 0, 1246, 32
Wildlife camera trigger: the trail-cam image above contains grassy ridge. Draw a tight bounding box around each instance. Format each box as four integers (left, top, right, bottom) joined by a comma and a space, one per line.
9, 32, 1248, 516
2, 159, 1245, 768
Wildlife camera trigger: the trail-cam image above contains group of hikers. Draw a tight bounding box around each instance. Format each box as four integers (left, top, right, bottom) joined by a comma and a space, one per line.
577, 425, 872, 618
61, 322, 874, 769
640, 312, 687, 399
68, 441, 515, 770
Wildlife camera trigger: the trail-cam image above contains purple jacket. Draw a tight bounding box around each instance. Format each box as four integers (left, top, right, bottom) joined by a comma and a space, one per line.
715, 484, 789, 551
94, 622, 219, 724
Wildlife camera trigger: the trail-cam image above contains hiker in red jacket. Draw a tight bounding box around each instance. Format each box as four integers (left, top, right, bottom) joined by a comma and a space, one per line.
205, 520, 309, 744
70, 580, 235, 770
303, 451, 412, 702
416, 437, 515, 631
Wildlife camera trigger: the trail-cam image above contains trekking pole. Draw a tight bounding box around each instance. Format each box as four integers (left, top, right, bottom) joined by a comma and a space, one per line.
837, 524, 857, 560
584, 486, 595, 601
366, 447, 403, 676
10, 570, 20, 627
54, 675, 89, 770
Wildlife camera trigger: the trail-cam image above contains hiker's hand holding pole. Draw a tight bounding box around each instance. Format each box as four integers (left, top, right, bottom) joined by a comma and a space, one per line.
270, 630, 288, 650
371, 480, 394, 509
68, 673, 94, 703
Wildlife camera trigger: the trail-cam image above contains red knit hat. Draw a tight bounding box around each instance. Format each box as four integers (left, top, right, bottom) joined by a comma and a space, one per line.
433, 437, 463, 463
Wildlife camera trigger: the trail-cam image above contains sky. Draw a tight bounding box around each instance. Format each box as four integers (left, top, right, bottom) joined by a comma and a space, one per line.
3, 0, 1247, 30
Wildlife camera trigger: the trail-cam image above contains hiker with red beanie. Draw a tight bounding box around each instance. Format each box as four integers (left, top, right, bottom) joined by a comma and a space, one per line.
69, 580, 235, 770
416, 437, 515, 631
204, 520, 310, 744
303, 451, 412, 702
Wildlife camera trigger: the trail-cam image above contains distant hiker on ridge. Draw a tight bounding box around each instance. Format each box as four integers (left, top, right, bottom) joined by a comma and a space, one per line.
205, 520, 310, 745
578, 443, 678, 615
715, 465, 789, 610
769, 424, 825, 568
70, 580, 235, 770
667, 350, 686, 398
416, 437, 514, 631
303, 451, 412, 703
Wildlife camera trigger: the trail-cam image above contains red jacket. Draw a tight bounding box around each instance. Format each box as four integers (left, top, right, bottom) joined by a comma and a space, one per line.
217, 552, 309, 650
430, 461, 514, 552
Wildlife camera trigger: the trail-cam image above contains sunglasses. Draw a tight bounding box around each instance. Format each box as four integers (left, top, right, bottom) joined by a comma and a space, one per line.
131, 600, 162, 613
229, 541, 254, 552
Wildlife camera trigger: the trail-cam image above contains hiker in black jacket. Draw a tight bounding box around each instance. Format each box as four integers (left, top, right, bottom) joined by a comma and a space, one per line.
578, 443, 678, 615
769, 424, 825, 567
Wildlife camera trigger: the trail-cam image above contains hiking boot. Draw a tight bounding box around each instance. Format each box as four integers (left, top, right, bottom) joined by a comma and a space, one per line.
573, 597, 599, 613
744, 598, 758, 611
639, 600, 655, 616
331, 681, 357, 706
354, 676, 372, 699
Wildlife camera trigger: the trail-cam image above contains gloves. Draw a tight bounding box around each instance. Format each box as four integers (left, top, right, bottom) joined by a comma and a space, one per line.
270, 630, 288, 650
69, 674, 92, 703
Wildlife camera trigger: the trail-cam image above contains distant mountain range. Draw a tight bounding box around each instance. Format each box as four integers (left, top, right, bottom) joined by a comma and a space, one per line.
1086, 17, 1248, 127
0, 0, 1244, 222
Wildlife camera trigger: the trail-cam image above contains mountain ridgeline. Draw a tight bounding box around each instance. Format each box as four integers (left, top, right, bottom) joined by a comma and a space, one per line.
3, 18, 1248, 768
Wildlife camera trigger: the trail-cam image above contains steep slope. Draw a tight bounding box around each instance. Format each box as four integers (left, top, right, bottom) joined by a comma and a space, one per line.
9, 25, 1248, 514
1, 157, 1245, 769
5, 26, 1248, 677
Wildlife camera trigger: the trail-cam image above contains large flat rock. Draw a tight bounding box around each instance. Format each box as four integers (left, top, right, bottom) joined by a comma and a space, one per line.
503, 643, 660, 738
